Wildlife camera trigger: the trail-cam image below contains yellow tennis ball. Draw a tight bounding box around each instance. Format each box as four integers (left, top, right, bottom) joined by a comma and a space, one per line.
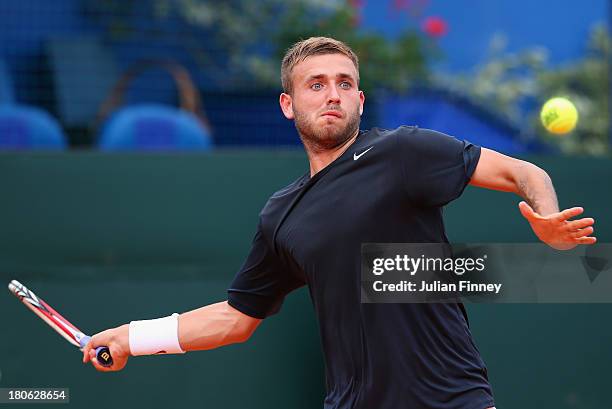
540, 97, 578, 135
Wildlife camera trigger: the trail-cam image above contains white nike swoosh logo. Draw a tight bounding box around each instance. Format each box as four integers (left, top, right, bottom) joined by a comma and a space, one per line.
353, 146, 373, 161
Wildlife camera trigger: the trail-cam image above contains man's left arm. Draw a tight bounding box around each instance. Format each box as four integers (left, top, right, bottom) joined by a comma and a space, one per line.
469, 147, 596, 250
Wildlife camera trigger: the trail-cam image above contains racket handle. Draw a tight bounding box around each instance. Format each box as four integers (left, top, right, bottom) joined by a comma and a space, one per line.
80, 336, 114, 367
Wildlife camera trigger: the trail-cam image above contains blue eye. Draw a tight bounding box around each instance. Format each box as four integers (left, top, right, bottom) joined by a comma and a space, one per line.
311, 83, 322, 90
340, 82, 351, 89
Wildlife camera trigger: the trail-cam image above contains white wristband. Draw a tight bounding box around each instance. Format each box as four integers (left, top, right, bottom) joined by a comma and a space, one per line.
129, 313, 185, 356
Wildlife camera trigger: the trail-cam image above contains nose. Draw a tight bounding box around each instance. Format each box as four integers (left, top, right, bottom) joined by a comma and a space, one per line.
327, 85, 341, 105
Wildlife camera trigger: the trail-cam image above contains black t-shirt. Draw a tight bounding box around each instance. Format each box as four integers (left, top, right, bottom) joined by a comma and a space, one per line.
228, 126, 495, 409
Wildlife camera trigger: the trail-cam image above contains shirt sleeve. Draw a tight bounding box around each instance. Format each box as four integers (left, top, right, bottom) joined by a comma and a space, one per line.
396, 127, 481, 207
227, 220, 305, 319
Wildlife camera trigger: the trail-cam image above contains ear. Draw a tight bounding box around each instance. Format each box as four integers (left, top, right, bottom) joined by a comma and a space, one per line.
358, 90, 365, 116
279, 93, 294, 120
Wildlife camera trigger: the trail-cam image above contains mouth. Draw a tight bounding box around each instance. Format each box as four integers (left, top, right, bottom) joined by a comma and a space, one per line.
321, 110, 343, 118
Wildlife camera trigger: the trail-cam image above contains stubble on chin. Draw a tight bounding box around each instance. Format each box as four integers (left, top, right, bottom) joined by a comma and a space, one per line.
294, 108, 361, 153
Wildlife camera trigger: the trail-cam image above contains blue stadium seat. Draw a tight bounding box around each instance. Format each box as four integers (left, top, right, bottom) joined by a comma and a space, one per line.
98, 104, 212, 151
0, 105, 67, 150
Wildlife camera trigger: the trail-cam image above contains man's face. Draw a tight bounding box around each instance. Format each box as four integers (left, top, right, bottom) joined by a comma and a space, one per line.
280, 54, 365, 150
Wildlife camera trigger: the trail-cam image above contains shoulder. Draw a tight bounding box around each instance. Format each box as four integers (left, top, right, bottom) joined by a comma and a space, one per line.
361, 125, 419, 143
392, 126, 457, 144
351, 126, 418, 155
361, 126, 456, 146
390, 126, 471, 157
359, 126, 462, 155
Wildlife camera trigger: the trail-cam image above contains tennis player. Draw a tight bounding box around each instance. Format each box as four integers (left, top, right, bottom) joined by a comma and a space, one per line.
83, 37, 596, 409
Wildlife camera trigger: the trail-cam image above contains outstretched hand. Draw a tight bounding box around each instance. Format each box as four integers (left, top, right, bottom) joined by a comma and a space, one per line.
518, 201, 596, 250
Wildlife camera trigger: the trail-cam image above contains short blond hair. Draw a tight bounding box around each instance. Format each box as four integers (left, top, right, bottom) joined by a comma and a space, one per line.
281, 37, 359, 94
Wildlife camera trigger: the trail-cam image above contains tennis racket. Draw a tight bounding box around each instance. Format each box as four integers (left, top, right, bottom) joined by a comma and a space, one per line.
8, 279, 113, 367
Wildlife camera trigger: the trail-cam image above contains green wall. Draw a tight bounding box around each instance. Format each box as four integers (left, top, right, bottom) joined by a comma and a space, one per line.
0, 152, 610, 408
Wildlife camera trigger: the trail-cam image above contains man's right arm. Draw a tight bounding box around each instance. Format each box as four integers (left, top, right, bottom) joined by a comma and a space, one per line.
82, 301, 261, 372
179, 301, 262, 350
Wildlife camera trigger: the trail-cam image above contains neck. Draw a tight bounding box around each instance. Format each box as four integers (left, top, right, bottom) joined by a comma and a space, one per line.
303, 129, 360, 176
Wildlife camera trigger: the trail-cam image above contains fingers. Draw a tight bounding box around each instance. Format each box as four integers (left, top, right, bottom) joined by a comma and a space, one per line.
526, 204, 596, 249
82, 326, 129, 372
566, 217, 596, 245
90, 356, 113, 373
545, 226, 596, 250
518, 201, 538, 220
566, 217, 595, 231
86, 345, 117, 372
577, 236, 597, 244
554, 207, 584, 222
82, 333, 101, 365
571, 225, 596, 243
82, 332, 107, 369
82, 346, 90, 364
571, 226, 594, 239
